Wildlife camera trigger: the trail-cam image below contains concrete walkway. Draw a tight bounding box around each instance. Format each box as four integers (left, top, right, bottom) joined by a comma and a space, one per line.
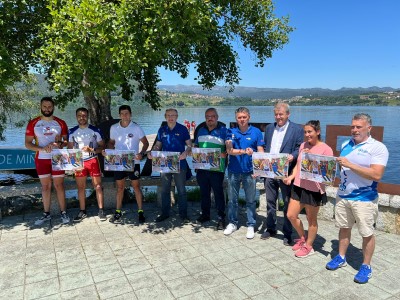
1, 202, 399, 300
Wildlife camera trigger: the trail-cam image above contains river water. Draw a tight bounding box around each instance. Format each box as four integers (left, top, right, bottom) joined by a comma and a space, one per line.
2, 105, 399, 184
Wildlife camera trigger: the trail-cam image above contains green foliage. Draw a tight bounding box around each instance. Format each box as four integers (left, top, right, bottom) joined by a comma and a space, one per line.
35, 0, 292, 124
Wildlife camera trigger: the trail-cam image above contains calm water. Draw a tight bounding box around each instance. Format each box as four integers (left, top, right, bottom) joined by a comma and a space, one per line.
2, 106, 399, 184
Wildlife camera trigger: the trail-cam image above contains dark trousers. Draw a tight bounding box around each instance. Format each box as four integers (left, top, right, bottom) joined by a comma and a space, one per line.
264, 178, 292, 239
196, 170, 225, 219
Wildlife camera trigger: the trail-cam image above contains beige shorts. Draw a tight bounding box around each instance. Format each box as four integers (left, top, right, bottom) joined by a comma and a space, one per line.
335, 195, 378, 237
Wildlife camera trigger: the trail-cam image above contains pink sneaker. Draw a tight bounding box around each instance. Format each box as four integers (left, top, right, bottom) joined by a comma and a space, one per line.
295, 244, 315, 258
292, 236, 306, 251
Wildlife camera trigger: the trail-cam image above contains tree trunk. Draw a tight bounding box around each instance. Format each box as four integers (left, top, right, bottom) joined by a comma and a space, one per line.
83, 91, 112, 126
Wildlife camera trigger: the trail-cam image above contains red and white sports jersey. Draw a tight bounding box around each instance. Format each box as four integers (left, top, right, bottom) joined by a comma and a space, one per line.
26, 116, 68, 159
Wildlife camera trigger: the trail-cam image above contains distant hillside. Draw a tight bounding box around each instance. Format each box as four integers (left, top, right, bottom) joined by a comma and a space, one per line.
158, 85, 399, 99
31, 73, 399, 100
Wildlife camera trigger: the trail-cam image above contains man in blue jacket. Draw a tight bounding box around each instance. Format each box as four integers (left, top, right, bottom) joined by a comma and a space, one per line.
262, 102, 303, 245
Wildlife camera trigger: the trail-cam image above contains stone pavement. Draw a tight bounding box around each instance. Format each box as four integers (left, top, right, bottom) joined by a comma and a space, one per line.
1, 202, 399, 300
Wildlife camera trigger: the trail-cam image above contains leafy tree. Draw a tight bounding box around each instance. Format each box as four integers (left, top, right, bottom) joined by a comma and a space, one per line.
35, 0, 293, 126
0, 0, 49, 140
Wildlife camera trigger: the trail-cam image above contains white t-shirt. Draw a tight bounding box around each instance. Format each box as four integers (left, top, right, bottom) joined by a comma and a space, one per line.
338, 137, 389, 201
110, 121, 145, 163
68, 125, 103, 160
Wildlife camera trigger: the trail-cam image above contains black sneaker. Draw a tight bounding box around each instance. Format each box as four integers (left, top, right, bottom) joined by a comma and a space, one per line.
155, 214, 169, 222
109, 212, 122, 224
138, 211, 145, 223
180, 216, 190, 224
98, 209, 107, 221
197, 215, 211, 223
73, 210, 87, 222
216, 219, 226, 231
260, 229, 277, 240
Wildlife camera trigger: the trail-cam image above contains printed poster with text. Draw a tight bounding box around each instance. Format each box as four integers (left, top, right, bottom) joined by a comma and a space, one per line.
192, 148, 221, 171
252, 153, 289, 179
104, 150, 136, 171
151, 151, 180, 173
300, 153, 337, 185
51, 149, 83, 171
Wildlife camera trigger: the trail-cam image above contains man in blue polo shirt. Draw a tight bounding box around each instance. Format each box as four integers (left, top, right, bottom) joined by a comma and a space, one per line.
194, 108, 228, 230
224, 107, 265, 239
148, 108, 192, 223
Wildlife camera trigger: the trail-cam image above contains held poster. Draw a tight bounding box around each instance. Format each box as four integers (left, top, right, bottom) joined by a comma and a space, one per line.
51, 149, 83, 171
104, 150, 136, 171
192, 148, 221, 170
300, 153, 337, 185
252, 153, 289, 179
151, 151, 180, 173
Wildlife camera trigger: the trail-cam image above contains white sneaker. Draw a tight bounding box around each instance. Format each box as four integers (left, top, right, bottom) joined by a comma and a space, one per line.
34, 213, 51, 226
60, 212, 70, 224
223, 223, 237, 236
246, 227, 255, 239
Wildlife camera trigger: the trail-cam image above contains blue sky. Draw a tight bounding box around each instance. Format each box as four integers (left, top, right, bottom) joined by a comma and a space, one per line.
159, 0, 400, 89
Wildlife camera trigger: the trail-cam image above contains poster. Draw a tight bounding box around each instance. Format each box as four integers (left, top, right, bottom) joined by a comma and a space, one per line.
300, 153, 337, 185
192, 148, 221, 170
51, 149, 83, 171
151, 151, 180, 173
104, 150, 136, 171
252, 153, 289, 179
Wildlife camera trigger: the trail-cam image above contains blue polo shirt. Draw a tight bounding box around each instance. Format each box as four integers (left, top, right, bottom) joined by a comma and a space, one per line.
157, 122, 190, 169
195, 124, 228, 172
226, 125, 265, 174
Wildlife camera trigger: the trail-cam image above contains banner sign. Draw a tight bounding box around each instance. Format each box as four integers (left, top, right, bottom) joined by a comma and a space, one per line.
192, 148, 221, 170
0, 148, 35, 170
299, 153, 337, 185
51, 149, 83, 171
252, 153, 289, 179
151, 151, 180, 173
104, 150, 136, 171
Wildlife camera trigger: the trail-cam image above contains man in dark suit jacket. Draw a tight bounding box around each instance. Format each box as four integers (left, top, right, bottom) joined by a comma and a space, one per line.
262, 102, 304, 245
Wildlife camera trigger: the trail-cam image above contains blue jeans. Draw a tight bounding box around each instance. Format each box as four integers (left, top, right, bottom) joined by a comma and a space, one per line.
161, 170, 187, 218
264, 178, 292, 239
196, 170, 225, 219
227, 172, 256, 227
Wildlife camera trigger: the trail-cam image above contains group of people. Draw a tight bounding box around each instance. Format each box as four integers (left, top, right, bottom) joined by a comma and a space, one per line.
25, 97, 388, 285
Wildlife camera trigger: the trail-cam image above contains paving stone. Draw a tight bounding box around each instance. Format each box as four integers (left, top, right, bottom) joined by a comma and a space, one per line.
134, 283, 175, 300
277, 281, 321, 299
181, 255, 215, 275
233, 274, 274, 297
192, 268, 229, 290
178, 289, 212, 300
91, 263, 125, 283
207, 282, 248, 300
203, 249, 238, 267
0, 271, 25, 290
59, 269, 94, 292
60, 284, 99, 300
216, 261, 254, 281
26, 264, 58, 284
164, 275, 203, 298
154, 261, 190, 281
96, 276, 133, 300
119, 256, 153, 275
0, 285, 24, 300
24, 278, 60, 300
126, 269, 163, 291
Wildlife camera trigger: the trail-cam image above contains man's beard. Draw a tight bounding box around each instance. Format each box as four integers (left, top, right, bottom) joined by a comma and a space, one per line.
41, 109, 54, 117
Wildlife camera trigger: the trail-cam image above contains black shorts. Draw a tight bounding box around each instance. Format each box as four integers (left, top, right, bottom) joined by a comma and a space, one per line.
114, 164, 141, 181
291, 185, 327, 207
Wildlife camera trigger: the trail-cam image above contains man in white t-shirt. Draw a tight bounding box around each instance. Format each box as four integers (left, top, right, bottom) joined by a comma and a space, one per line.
326, 113, 389, 284
107, 105, 149, 224
68, 107, 106, 222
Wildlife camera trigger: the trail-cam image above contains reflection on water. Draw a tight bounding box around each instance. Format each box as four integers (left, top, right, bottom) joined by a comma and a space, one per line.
2, 106, 399, 184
